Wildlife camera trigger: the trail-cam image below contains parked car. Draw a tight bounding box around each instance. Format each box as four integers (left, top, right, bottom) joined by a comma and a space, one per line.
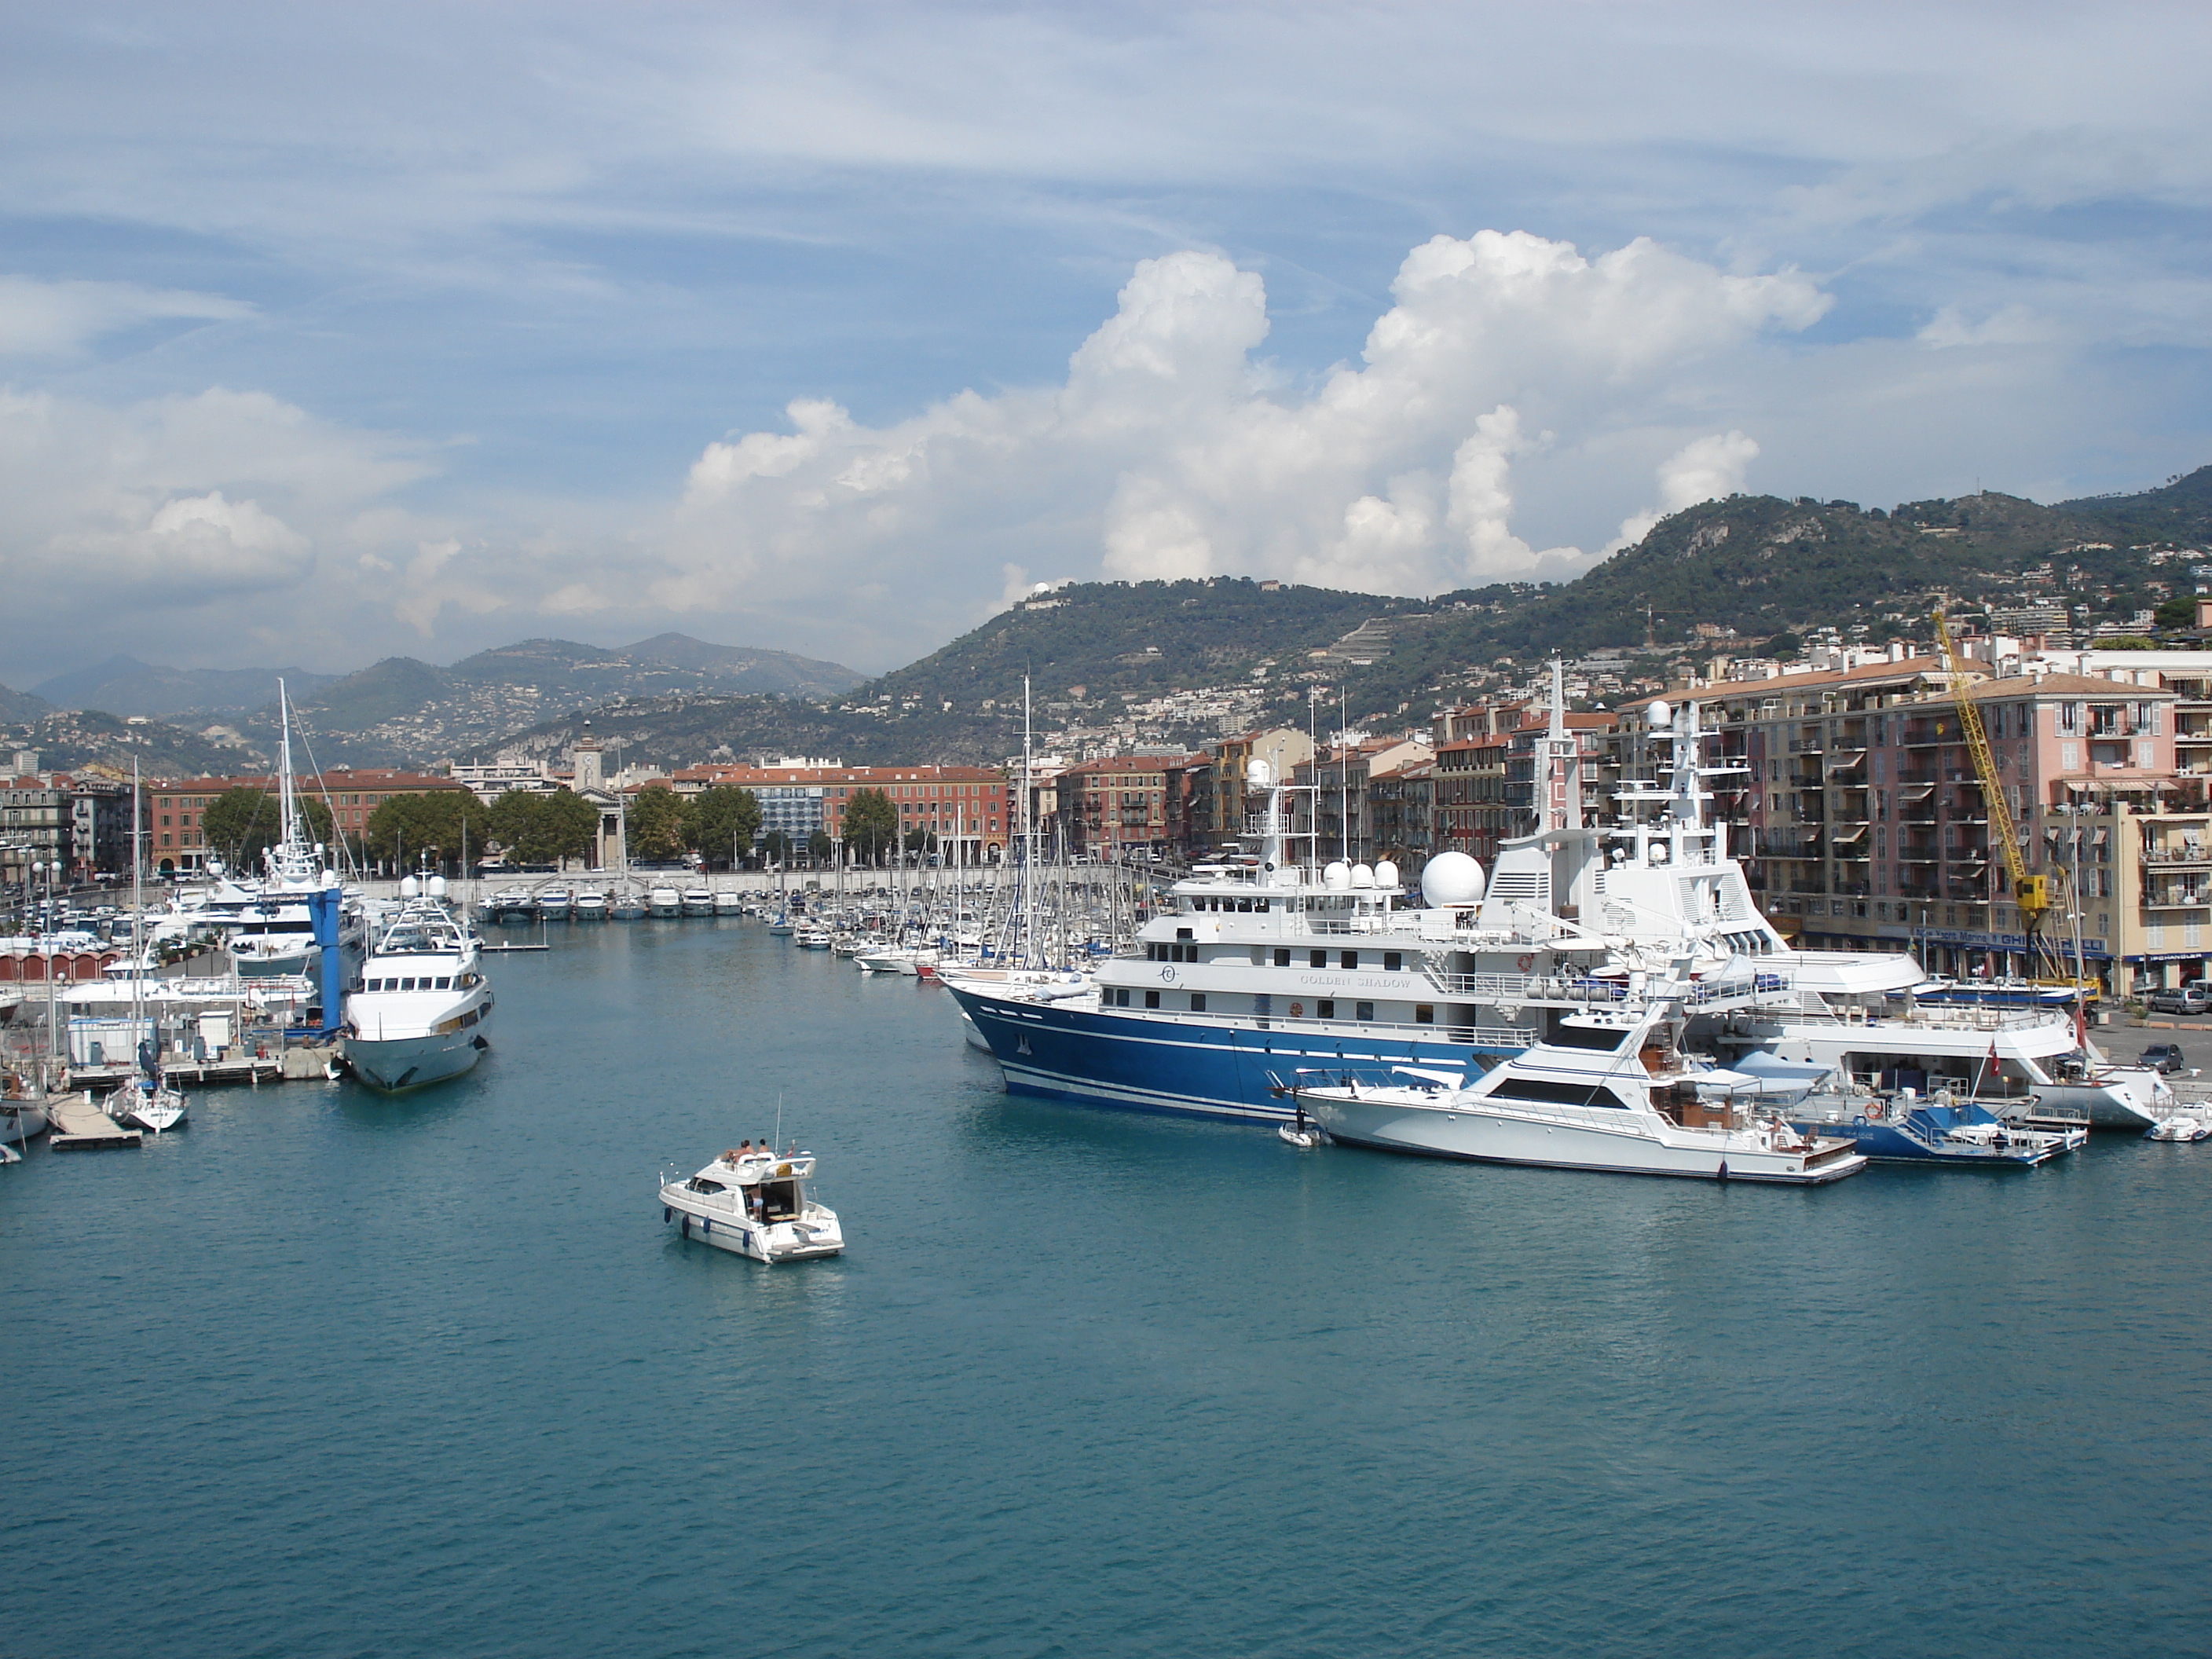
2138, 1042, 2187, 1075
2144, 986, 2212, 1016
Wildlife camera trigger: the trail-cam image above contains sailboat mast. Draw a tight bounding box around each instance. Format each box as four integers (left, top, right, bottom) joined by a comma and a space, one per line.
277, 678, 300, 854
1022, 673, 1035, 968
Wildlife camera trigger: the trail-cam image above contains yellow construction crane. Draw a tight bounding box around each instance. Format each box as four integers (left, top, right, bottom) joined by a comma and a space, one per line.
1932, 609, 2049, 922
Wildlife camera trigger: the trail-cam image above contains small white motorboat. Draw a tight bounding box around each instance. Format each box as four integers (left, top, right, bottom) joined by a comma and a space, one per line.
0, 1140, 18, 1164
1277, 1107, 1330, 1148
2145, 1114, 2210, 1142
660, 1147, 844, 1262
795, 924, 833, 950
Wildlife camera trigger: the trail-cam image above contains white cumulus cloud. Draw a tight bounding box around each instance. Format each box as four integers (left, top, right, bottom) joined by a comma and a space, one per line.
657, 231, 1827, 625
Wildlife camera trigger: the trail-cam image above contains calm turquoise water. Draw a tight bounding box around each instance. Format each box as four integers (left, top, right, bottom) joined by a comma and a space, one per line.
5, 921, 2210, 1658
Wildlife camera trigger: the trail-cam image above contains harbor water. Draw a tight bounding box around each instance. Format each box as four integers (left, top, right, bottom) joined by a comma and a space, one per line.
5, 921, 2210, 1657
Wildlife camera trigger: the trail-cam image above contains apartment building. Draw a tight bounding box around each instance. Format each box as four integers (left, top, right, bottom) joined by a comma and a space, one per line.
1, 773, 138, 883
143, 771, 467, 873
1703, 655, 2199, 992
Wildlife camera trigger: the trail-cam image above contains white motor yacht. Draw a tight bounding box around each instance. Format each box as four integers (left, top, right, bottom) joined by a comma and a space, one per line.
648, 886, 682, 917
342, 876, 494, 1092
795, 924, 834, 949
573, 891, 609, 921
713, 889, 745, 914
660, 1147, 844, 1262
680, 886, 716, 917
1293, 998, 1869, 1185
610, 889, 647, 921
537, 888, 574, 921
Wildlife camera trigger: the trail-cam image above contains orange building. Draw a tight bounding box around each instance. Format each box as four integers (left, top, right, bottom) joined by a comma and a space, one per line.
668, 763, 1013, 858
148, 769, 469, 872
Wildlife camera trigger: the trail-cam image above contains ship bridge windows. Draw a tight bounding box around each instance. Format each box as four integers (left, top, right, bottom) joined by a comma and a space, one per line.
1309, 950, 1327, 968
1148, 943, 1200, 963
1544, 1013, 1634, 1051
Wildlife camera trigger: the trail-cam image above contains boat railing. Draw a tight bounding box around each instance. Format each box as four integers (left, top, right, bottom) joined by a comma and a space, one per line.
1885, 1005, 2069, 1031
1093, 1002, 1531, 1050
1422, 970, 1791, 1008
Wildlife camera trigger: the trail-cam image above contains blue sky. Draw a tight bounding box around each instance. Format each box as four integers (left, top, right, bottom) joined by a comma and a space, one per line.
3, 2, 2208, 686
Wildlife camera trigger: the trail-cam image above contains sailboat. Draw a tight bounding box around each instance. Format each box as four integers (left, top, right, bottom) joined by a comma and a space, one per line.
113, 761, 189, 1133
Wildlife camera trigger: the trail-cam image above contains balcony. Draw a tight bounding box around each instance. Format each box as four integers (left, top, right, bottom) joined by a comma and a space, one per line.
2142, 846, 2212, 866
2144, 890, 2211, 910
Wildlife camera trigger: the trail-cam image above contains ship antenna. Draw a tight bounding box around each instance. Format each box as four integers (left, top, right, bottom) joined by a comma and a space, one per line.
775, 1091, 785, 1156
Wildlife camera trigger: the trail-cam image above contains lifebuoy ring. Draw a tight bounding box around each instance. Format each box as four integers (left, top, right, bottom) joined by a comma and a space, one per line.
1515, 954, 1534, 973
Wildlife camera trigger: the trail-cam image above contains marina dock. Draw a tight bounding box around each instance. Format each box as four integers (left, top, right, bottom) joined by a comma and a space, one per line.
47, 1098, 141, 1150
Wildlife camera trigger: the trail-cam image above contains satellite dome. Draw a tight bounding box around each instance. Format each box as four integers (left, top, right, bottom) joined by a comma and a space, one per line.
1373, 859, 1400, 888
1247, 758, 1273, 788
1350, 862, 1375, 888
428, 875, 448, 898
399, 876, 419, 899
1420, 850, 1485, 907
1647, 700, 1672, 731
1323, 860, 1351, 890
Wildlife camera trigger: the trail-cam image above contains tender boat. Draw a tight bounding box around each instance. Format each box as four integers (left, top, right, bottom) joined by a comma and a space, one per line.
2145, 1114, 2210, 1142
1785, 1083, 2084, 1165
660, 1147, 844, 1262
342, 875, 493, 1093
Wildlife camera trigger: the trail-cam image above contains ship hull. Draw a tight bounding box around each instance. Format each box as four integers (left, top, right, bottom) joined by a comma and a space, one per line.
947, 983, 1511, 1124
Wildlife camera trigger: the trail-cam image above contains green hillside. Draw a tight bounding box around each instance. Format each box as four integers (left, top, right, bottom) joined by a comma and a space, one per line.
474, 464, 2212, 768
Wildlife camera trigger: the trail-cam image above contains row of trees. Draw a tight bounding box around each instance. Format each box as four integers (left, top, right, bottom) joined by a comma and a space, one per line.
192, 781, 943, 875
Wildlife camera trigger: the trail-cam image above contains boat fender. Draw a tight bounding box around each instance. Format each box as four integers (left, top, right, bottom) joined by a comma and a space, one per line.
680, 1214, 690, 1238
1516, 954, 1534, 973
663, 1207, 672, 1223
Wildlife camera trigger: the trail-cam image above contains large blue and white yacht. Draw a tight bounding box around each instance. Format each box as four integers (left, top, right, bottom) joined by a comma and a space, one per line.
948, 678, 1877, 1125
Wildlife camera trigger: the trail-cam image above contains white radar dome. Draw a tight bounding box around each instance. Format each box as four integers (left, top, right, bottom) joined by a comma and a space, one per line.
1323, 860, 1351, 890
1373, 859, 1400, 888
1647, 700, 1672, 731
399, 876, 419, 899
1247, 758, 1273, 788
1350, 862, 1375, 889
428, 875, 448, 898
1420, 851, 1485, 907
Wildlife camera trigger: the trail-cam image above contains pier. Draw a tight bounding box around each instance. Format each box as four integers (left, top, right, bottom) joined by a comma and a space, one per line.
47, 1097, 141, 1150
